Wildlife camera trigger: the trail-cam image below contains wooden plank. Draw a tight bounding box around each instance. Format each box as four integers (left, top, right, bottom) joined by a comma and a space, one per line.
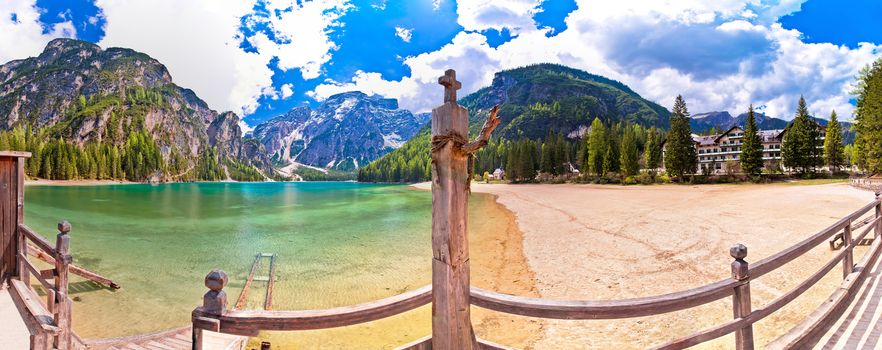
27, 242, 120, 289
470, 278, 737, 319
750, 200, 878, 279
1, 158, 14, 281
431, 69, 477, 349
0, 151, 32, 158
265, 254, 276, 310
235, 254, 261, 310
19, 225, 56, 257
769, 228, 882, 349
16, 157, 26, 285
8, 279, 60, 336
192, 285, 432, 332
18, 253, 53, 291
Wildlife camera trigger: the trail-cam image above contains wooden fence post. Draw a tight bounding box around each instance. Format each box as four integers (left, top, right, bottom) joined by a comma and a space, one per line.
843, 221, 854, 278
731, 244, 754, 350
873, 192, 882, 238
54, 221, 73, 350
194, 269, 228, 350
16, 156, 28, 286
430, 69, 477, 349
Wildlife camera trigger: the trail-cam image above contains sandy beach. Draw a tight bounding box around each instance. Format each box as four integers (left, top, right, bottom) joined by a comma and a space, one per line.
414, 181, 873, 349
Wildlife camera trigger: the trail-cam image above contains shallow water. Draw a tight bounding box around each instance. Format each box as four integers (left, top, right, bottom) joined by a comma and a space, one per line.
23, 182, 440, 338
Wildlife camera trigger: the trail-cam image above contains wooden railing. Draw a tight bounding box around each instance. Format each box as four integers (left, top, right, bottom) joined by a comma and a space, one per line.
15, 221, 75, 349
851, 177, 882, 192
191, 195, 882, 349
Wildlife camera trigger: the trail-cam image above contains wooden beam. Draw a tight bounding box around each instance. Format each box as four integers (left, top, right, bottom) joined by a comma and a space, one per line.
235, 254, 261, 310
191, 285, 432, 332
27, 242, 120, 289
265, 254, 276, 310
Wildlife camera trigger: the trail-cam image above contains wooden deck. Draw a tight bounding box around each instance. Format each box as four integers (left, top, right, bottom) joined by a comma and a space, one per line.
0, 284, 31, 350
817, 243, 882, 349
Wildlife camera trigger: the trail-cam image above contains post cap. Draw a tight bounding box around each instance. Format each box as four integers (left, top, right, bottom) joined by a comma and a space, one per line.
730, 244, 748, 260
205, 269, 228, 292
58, 221, 71, 234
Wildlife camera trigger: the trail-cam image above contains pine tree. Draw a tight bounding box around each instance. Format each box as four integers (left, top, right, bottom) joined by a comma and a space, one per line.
783, 96, 823, 174
854, 58, 882, 173
587, 118, 607, 176
824, 110, 846, 171
740, 104, 764, 177
664, 95, 697, 178
620, 125, 639, 176
604, 124, 620, 174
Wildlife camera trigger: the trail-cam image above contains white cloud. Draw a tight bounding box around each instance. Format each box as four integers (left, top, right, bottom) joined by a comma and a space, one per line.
456, 0, 541, 34
395, 26, 413, 43
0, 0, 77, 63
312, 0, 881, 121
280, 83, 294, 99
95, 0, 349, 117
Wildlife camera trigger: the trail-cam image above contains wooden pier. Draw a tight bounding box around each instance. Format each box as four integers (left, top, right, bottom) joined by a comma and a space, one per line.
234, 253, 276, 311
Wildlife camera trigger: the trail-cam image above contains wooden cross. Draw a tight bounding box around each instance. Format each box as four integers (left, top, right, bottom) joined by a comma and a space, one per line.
438, 69, 461, 103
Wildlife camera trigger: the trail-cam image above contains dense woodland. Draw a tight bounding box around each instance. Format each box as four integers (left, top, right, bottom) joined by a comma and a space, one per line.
358, 73, 876, 184
0, 87, 265, 182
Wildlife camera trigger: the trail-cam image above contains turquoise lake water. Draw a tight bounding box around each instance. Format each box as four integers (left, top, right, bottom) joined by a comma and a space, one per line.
23, 182, 437, 338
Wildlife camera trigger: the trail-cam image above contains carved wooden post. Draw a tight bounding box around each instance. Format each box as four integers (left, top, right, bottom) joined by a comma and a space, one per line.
875, 192, 881, 238
431, 69, 477, 349
730, 244, 754, 350
54, 221, 73, 350
843, 221, 854, 278
16, 156, 28, 286
194, 269, 228, 350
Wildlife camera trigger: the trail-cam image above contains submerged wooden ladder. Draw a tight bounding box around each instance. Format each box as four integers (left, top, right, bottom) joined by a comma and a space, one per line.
234, 253, 276, 311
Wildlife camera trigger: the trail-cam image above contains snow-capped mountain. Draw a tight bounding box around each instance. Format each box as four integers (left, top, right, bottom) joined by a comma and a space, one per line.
250, 91, 430, 171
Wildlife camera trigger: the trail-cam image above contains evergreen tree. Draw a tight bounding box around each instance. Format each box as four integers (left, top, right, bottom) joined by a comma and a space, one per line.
782, 96, 823, 174
604, 124, 621, 174
664, 95, 697, 178
854, 58, 882, 173
620, 125, 639, 176
587, 117, 607, 176
824, 110, 846, 171
644, 128, 663, 170
740, 104, 764, 177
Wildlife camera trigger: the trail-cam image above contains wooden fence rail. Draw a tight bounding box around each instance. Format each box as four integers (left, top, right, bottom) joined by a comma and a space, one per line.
14, 221, 75, 349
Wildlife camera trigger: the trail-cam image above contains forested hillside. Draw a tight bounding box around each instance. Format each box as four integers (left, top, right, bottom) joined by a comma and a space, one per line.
0, 38, 270, 181
358, 64, 671, 182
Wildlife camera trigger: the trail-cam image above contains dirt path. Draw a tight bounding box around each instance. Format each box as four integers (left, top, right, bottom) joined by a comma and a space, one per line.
471, 182, 871, 349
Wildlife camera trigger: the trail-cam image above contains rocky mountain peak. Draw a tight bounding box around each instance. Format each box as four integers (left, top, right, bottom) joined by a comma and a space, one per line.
251, 91, 429, 171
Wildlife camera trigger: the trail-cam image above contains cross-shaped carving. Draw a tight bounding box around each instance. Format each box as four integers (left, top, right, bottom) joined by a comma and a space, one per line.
438, 69, 461, 103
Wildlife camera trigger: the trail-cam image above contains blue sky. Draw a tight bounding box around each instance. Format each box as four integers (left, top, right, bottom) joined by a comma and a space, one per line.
1, 0, 880, 128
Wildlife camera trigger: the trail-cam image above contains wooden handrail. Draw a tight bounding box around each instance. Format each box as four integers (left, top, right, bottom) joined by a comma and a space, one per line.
470, 278, 738, 320
19, 224, 57, 257
749, 200, 878, 278
193, 285, 432, 335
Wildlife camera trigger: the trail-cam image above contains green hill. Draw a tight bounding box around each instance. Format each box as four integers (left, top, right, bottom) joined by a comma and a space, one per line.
358, 64, 670, 182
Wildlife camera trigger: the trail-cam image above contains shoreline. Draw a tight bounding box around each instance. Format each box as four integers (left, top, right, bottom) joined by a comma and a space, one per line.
458, 181, 869, 348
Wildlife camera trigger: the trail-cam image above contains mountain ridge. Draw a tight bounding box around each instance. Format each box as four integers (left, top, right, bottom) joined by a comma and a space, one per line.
250, 91, 430, 172
0, 38, 272, 181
